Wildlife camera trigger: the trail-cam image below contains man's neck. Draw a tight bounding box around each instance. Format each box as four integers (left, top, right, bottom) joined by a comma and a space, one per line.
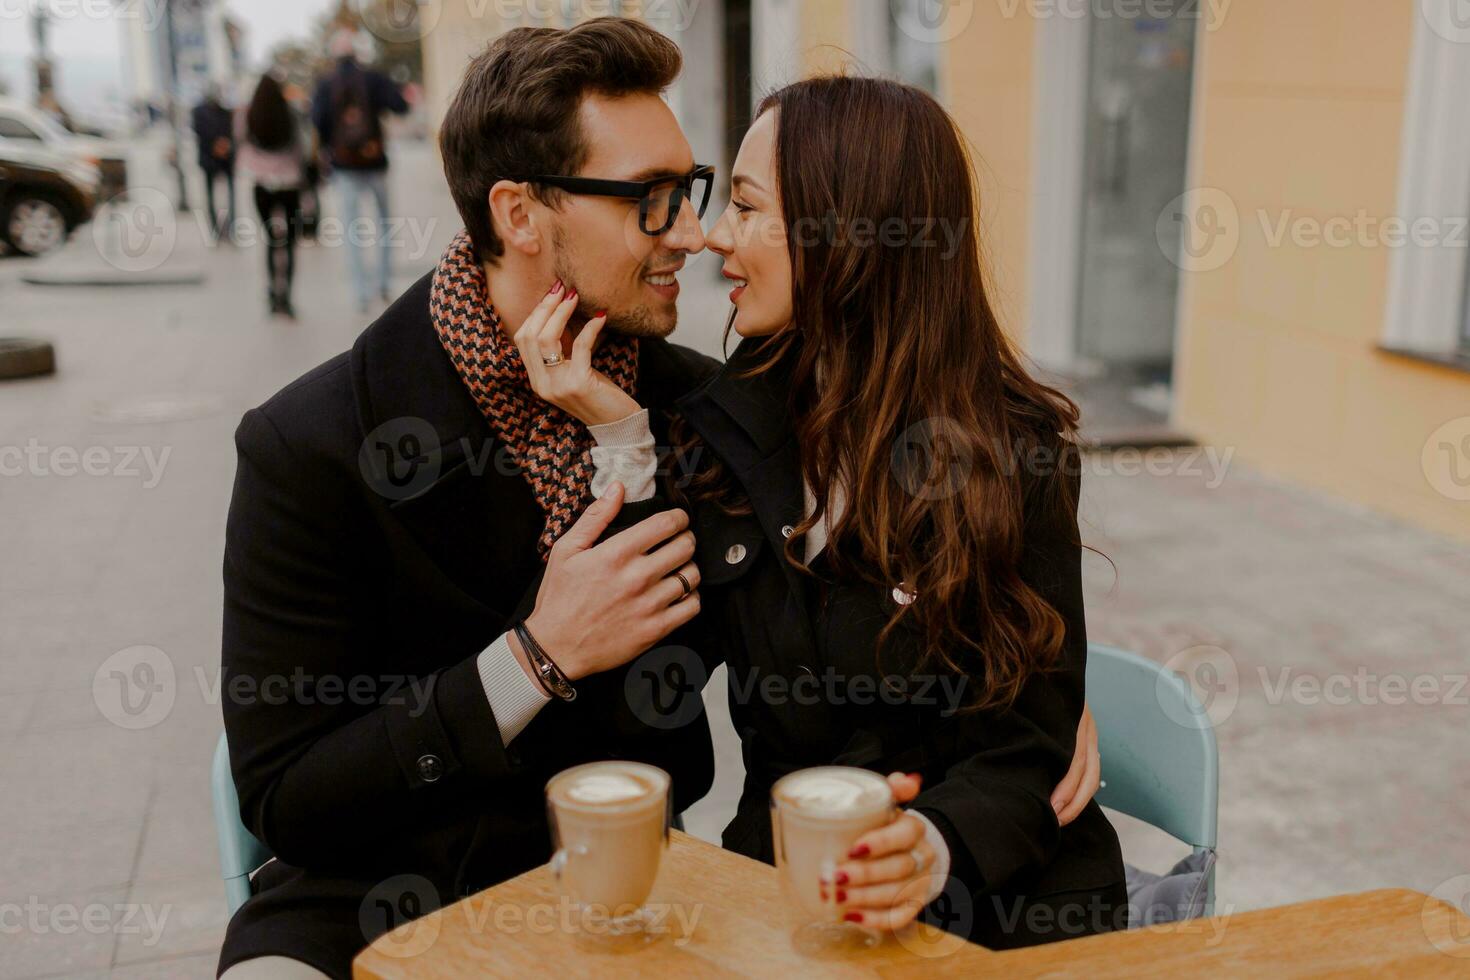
481, 260, 583, 356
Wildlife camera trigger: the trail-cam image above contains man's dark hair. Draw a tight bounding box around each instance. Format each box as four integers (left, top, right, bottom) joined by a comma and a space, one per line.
440, 17, 682, 264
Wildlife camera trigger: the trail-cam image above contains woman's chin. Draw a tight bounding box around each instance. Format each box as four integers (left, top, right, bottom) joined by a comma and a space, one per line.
731, 310, 780, 338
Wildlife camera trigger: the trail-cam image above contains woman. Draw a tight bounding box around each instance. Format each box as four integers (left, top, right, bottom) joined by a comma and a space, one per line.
236, 72, 306, 318
514, 75, 1123, 946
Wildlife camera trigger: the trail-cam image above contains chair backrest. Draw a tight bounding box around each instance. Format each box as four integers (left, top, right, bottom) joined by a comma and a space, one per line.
1086, 643, 1219, 851
211, 730, 273, 915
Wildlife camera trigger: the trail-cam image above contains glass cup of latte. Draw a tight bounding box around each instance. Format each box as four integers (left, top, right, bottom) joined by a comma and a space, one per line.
545, 760, 672, 938
770, 766, 896, 951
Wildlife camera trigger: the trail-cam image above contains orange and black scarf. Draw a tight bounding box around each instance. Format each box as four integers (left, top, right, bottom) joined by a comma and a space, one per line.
428, 230, 639, 557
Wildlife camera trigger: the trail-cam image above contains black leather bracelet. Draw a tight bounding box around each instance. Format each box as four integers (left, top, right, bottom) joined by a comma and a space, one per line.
513, 620, 577, 702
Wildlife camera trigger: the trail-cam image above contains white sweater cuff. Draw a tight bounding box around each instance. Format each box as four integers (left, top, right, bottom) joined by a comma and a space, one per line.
476, 632, 551, 745
588, 408, 657, 503
909, 810, 953, 904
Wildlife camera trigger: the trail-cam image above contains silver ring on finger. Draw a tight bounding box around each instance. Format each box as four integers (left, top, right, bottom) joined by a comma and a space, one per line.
674, 570, 693, 600
910, 847, 928, 874
541, 352, 564, 366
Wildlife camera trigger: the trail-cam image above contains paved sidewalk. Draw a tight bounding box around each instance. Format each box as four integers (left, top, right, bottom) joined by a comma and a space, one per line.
0, 138, 1466, 977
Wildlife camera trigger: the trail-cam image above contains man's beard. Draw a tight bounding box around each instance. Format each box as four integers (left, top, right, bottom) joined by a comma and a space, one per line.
551, 230, 677, 339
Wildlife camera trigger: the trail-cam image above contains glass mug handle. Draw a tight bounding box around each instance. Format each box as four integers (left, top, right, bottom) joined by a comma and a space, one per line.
549, 843, 589, 890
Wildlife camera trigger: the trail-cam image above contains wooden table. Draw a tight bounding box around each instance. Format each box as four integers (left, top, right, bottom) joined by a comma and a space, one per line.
353, 831, 1470, 978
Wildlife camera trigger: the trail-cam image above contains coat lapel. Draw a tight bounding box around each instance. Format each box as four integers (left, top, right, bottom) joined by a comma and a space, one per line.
350, 272, 543, 619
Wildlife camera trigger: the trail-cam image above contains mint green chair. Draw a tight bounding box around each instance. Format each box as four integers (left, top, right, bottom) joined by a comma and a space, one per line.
212, 731, 272, 915
1086, 643, 1219, 913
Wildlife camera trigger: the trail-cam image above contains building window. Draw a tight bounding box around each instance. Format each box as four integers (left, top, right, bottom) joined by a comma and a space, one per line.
1382, 1, 1470, 365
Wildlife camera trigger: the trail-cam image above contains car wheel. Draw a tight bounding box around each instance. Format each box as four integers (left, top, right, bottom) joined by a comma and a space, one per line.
0, 338, 56, 380
2, 193, 69, 256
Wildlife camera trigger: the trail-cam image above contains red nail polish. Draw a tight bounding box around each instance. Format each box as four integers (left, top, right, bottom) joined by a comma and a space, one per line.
593, 309, 606, 318
836, 888, 847, 903
549, 279, 562, 294
834, 871, 849, 885
844, 912, 863, 924
566, 289, 577, 302
848, 845, 869, 859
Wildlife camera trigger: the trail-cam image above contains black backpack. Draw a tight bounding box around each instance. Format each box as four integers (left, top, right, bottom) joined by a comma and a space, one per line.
329, 70, 383, 168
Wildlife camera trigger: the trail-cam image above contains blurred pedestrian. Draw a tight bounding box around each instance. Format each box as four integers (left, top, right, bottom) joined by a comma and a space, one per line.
236, 73, 307, 319
191, 84, 236, 244
312, 30, 409, 313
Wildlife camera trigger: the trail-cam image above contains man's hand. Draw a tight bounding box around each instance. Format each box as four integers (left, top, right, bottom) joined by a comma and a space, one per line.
518, 482, 700, 682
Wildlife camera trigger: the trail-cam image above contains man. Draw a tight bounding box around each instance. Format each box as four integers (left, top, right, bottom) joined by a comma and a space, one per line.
218, 20, 716, 979
191, 84, 235, 244
312, 30, 410, 313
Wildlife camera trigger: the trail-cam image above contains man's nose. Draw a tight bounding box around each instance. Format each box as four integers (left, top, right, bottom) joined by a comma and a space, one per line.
662, 195, 707, 254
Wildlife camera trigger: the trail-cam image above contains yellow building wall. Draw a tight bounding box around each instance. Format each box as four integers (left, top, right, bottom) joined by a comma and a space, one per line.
938, 7, 1035, 346
1173, 0, 1470, 542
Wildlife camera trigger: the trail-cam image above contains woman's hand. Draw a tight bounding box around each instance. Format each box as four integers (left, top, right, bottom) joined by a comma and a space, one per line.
821, 772, 936, 933
511, 280, 642, 427
1050, 702, 1101, 826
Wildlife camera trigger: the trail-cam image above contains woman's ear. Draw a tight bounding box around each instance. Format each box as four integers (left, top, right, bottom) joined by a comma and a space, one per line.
487, 179, 543, 257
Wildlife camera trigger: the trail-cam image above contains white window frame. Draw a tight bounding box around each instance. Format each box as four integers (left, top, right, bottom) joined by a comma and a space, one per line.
1382, 1, 1470, 356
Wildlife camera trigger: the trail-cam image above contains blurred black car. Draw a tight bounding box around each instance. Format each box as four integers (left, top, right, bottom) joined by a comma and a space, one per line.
0, 151, 97, 256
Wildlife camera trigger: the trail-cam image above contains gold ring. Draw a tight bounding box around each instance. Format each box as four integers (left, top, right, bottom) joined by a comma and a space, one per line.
541, 352, 564, 366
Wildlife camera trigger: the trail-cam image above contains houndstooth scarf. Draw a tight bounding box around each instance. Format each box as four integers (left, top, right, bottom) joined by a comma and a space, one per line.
428, 230, 639, 557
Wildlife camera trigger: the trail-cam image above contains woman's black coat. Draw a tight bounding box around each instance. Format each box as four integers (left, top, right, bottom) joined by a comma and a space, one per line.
669, 337, 1129, 947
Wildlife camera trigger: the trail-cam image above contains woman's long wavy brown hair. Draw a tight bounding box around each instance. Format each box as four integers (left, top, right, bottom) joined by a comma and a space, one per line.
676, 75, 1087, 712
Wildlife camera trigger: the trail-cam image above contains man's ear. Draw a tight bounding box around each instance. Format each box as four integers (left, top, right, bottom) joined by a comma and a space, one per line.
487, 179, 544, 257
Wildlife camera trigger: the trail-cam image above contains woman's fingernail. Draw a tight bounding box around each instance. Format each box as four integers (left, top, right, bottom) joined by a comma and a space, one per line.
836, 888, 847, 903
566, 289, 578, 302
593, 309, 606, 318
848, 844, 869, 859
834, 871, 849, 885
844, 912, 864, 924
549, 279, 562, 294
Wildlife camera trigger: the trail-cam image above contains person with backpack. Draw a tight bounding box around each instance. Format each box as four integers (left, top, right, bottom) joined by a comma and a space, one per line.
191, 85, 236, 244
237, 72, 307, 318
311, 30, 410, 313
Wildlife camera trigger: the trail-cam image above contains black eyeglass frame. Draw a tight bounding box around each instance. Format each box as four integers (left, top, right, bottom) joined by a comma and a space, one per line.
507, 164, 716, 236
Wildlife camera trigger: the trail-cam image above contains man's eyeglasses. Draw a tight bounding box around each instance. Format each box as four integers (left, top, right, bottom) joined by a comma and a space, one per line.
508, 165, 715, 237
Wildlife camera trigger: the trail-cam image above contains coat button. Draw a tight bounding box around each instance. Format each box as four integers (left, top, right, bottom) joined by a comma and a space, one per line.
725, 543, 747, 565
892, 583, 917, 606
417, 753, 444, 782
780, 524, 795, 539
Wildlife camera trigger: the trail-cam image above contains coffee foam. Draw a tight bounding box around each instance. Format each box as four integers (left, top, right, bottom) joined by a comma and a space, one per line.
565, 771, 650, 805
776, 769, 891, 815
